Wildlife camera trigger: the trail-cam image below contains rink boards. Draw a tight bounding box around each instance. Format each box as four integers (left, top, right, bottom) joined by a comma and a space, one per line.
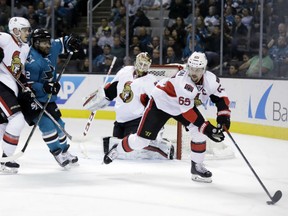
56, 74, 288, 140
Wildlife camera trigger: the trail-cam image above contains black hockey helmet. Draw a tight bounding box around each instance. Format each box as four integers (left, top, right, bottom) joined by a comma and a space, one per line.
30, 28, 51, 48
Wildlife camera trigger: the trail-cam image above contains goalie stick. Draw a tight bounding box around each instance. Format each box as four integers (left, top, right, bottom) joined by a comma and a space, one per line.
0, 52, 74, 163
82, 56, 117, 136
224, 126, 282, 205
3, 62, 72, 140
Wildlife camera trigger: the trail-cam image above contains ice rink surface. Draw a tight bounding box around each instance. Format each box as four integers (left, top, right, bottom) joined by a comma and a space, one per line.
1, 118, 287, 216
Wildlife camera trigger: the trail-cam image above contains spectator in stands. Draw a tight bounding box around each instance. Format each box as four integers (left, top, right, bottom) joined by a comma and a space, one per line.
35, 1, 47, 28
168, 0, 189, 20
110, 0, 124, 22
130, 45, 142, 63
267, 23, 288, 48
164, 35, 182, 59
93, 44, 112, 68
127, 0, 141, 17
205, 25, 230, 57
98, 26, 114, 49
130, 8, 150, 29
239, 44, 274, 77
96, 18, 113, 39
79, 57, 93, 73
96, 54, 118, 74
111, 35, 126, 67
204, 5, 220, 34
13, 0, 28, 17
82, 36, 103, 60
269, 35, 288, 77
141, 0, 162, 10
163, 46, 181, 63
0, 0, 11, 27
228, 13, 248, 59
147, 36, 160, 56
224, 62, 244, 77
195, 16, 209, 43
182, 34, 204, 62
170, 16, 186, 36
151, 48, 160, 64
135, 26, 152, 53
111, 5, 126, 27
240, 7, 253, 28
224, 5, 235, 28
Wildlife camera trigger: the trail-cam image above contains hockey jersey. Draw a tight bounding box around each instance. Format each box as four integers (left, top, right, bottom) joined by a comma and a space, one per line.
151, 69, 229, 123
0, 32, 30, 95
25, 38, 65, 103
106, 65, 157, 123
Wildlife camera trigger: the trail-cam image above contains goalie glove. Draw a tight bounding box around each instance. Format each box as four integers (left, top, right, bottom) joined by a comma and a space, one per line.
199, 121, 225, 143
83, 87, 110, 111
217, 109, 231, 130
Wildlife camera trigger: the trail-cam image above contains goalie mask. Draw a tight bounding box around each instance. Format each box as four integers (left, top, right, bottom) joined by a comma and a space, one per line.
31, 28, 51, 56
8, 17, 31, 44
187, 52, 207, 83
134, 52, 152, 77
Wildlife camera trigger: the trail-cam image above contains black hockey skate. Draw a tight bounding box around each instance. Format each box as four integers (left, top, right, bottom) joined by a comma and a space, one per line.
191, 161, 212, 183
51, 148, 70, 167
103, 144, 118, 164
0, 153, 20, 174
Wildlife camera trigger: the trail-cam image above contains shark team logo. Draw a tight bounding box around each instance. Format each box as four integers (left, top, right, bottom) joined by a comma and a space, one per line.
248, 84, 273, 120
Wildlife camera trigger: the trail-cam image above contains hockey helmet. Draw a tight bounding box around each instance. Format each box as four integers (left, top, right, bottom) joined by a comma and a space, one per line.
8, 17, 31, 43
134, 52, 152, 77
187, 51, 207, 82
31, 29, 51, 55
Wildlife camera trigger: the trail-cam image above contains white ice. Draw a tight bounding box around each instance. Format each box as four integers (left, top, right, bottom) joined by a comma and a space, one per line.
0, 118, 287, 216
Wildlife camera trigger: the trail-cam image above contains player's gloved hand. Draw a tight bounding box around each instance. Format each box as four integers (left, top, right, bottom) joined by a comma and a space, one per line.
199, 121, 225, 142
43, 82, 61, 95
0, 47, 4, 62
83, 87, 110, 111
21, 87, 35, 103
217, 109, 231, 130
65, 34, 82, 53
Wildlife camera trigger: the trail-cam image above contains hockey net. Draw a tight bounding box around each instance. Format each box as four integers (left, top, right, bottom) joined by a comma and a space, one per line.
148, 65, 235, 160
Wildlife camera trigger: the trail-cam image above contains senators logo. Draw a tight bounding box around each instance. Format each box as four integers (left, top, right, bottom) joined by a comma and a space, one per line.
120, 81, 133, 103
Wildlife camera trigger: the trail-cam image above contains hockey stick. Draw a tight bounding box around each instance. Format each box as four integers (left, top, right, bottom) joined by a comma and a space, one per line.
223, 126, 282, 205
4, 62, 72, 140
82, 56, 117, 136
79, 56, 117, 158
0, 52, 73, 163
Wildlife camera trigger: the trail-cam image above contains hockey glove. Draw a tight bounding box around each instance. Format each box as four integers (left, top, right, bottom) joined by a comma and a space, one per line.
64, 34, 82, 53
21, 87, 36, 103
199, 121, 225, 142
83, 87, 110, 111
0, 47, 4, 62
217, 110, 231, 130
43, 82, 61, 95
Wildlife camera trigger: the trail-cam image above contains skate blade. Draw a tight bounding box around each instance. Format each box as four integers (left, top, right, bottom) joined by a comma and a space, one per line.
0, 166, 18, 174
69, 162, 80, 167
191, 174, 212, 183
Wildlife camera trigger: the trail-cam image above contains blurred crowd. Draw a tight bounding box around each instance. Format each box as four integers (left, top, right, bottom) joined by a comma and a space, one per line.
1, 0, 288, 78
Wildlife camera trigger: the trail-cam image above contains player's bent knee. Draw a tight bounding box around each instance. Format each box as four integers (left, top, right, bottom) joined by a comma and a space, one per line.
128, 134, 150, 150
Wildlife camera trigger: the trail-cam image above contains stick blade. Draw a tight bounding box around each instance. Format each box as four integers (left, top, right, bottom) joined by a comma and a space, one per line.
266, 190, 282, 205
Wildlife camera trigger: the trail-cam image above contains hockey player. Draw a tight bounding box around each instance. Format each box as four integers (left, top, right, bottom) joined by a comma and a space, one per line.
103, 51, 231, 183
84, 52, 174, 160
23, 28, 81, 168
0, 17, 32, 173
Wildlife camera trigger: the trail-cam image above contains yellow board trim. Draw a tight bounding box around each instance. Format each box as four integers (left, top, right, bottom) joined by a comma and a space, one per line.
61, 109, 288, 140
